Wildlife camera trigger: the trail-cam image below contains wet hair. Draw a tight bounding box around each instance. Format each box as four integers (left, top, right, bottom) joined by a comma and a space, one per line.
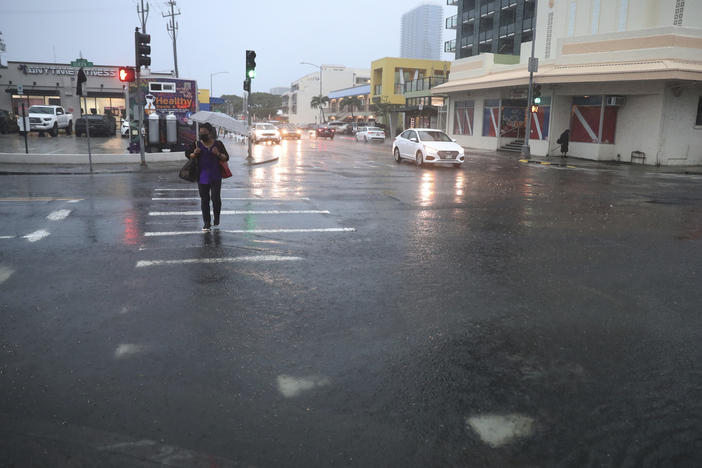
200, 122, 215, 137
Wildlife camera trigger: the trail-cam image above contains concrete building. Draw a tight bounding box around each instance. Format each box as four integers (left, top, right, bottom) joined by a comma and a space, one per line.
434, 0, 702, 166
445, 0, 537, 59
401, 4, 444, 60
370, 57, 452, 135
269, 87, 289, 96
327, 85, 372, 122
283, 66, 370, 125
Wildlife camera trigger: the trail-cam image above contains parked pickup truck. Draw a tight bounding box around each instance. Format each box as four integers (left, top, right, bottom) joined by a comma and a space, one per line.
17, 105, 73, 136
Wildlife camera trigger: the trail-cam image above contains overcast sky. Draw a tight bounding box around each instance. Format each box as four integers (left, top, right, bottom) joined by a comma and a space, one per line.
0, 0, 454, 96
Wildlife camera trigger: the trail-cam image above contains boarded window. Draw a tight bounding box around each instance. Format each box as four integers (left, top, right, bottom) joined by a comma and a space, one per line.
482, 99, 500, 137
453, 100, 474, 136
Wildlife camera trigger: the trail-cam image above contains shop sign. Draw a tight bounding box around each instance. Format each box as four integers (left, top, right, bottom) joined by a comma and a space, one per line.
17, 64, 117, 78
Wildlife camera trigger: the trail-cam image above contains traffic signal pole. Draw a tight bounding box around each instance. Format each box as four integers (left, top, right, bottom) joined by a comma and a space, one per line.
521, 2, 538, 160
137, 64, 146, 166
247, 89, 252, 162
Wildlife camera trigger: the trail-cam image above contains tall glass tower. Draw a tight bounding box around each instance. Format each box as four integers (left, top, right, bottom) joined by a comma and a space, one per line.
401, 4, 443, 60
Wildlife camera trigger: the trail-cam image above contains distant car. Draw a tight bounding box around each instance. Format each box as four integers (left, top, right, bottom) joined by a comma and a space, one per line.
280, 125, 302, 140
316, 125, 335, 140
250, 123, 281, 144
0, 109, 19, 134
75, 114, 116, 137
327, 121, 348, 134
355, 126, 385, 143
393, 128, 465, 168
120, 119, 130, 137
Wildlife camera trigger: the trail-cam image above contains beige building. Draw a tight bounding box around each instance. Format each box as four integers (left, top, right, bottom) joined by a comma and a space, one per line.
435, 0, 702, 165
282, 66, 370, 125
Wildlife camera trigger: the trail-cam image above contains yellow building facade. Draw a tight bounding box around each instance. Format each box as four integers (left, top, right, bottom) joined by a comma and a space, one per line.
370, 57, 451, 105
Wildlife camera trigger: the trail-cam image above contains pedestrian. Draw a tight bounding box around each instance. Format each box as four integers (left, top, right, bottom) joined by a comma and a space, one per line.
186, 123, 229, 232
557, 129, 570, 158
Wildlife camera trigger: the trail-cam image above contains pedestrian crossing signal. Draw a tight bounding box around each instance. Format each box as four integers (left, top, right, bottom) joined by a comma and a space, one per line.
118, 67, 136, 82
531, 105, 539, 113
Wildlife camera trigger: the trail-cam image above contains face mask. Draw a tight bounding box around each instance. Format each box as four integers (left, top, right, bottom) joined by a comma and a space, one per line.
199, 134, 209, 141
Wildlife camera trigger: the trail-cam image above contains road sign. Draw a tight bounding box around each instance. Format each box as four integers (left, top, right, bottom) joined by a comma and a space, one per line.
17, 85, 23, 95
71, 58, 94, 68
528, 57, 539, 73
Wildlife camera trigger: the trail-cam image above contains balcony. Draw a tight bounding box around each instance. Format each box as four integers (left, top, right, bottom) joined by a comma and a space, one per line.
374, 85, 382, 96
446, 0, 458, 5
462, 9, 476, 23
446, 15, 457, 29
523, 17, 535, 31
479, 1, 496, 16
500, 0, 517, 8
461, 35, 474, 48
479, 31, 493, 43
499, 23, 515, 37
401, 77, 449, 94
444, 39, 456, 53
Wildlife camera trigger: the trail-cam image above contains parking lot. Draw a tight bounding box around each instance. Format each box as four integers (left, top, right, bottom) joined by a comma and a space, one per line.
0, 130, 130, 154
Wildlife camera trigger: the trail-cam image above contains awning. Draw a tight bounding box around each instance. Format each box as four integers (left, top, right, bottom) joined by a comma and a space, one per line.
432, 59, 702, 94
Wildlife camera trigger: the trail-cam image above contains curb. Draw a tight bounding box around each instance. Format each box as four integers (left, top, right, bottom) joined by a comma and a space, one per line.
519, 159, 576, 169
245, 157, 279, 166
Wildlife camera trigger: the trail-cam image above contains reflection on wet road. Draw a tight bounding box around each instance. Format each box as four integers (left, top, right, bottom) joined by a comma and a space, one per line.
2, 136, 702, 466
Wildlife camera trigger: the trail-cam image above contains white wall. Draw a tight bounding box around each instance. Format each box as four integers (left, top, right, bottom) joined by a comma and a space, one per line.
614, 92, 664, 163
659, 84, 702, 165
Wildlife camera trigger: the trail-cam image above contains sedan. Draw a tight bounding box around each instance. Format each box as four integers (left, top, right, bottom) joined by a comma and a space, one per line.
355, 126, 385, 143
280, 125, 303, 140
315, 125, 335, 140
393, 128, 465, 168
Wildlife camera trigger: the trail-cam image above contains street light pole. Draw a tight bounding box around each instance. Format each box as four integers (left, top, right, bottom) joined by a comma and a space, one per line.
521, 2, 539, 160
301, 62, 324, 123
209, 71, 228, 105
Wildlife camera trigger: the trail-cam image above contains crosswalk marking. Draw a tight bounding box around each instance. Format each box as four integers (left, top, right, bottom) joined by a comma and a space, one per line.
151, 197, 311, 201
136, 255, 303, 268
23, 230, 50, 243
47, 209, 72, 221
148, 210, 329, 216
144, 227, 356, 237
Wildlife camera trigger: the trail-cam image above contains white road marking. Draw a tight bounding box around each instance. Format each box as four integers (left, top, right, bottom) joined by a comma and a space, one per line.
0, 197, 82, 202
0, 265, 15, 285
151, 197, 310, 201
144, 227, 356, 237
47, 209, 72, 221
466, 414, 535, 448
148, 210, 329, 216
114, 343, 145, 359
277, 375, 330, 398
0, 236, 16, 239
67, 199, 83, 203
154, 188, 300, 192
23, 230, 50, 243
136, 255, 303, 268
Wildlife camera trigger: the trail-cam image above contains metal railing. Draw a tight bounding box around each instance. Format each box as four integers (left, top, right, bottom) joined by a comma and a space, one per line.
523, 17, 535, 31
444, 39, 456, 53
401, 77, 448, 94
499, 23, 515, 37
479, 1, 496, 16
462, 9, 476, 22
461, 35, 474, 48
446, 15, 458, 29
446, 0, 458, 5
500, 0, 517, 8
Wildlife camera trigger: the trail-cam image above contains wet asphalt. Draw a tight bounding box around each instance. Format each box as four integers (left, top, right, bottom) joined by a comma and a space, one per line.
1, 136, 702, 467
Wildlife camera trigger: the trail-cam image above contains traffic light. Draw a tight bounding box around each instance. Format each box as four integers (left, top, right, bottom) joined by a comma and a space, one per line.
135, 30, 151, 68
533, 84, 542, 105
118, 67, 136, 82
244, 78, 251, 92
531, 105, 539, 113
76, 67, 87, 96
246, 50, 256, 79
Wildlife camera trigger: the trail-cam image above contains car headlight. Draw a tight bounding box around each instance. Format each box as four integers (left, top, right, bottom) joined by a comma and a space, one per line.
296, 130, 301, 134
424, 146, 438, 155
43, 118, 52, 122
282, 129, 288, 134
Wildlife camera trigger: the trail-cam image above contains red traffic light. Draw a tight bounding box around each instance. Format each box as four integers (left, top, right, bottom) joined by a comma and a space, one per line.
118, 67, 136, 82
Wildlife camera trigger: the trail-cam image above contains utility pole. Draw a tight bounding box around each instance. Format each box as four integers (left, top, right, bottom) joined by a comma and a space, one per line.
163, 0, 180, 77
137, 0, 149, 33
521, 2, 539, 160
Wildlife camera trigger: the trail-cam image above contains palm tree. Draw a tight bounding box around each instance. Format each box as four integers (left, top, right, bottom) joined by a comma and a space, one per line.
343, 95, 362, 121
310, 95, 329, 122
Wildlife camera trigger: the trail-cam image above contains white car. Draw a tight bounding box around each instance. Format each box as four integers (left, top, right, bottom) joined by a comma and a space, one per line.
120, 119, 130, 137
250, 123, 281, 144
355, 126, 385, 143
327, 121, 348, 134
17, 105, 73, 136
393, 128, 465, 168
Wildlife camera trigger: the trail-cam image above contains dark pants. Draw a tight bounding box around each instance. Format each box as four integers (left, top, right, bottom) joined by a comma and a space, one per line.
198, 179, 222, 226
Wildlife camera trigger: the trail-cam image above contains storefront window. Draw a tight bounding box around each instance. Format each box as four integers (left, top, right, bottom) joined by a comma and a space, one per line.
453, 100, 474, 136
483, 99, 500, 137
570, 96, 618, 144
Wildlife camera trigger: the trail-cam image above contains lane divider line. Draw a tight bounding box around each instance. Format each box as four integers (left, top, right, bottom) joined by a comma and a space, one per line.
148, 210, 330, 216
22, 230, 50, 243
47, 209, 72, 221
144, 227, 356, 237
136, 255, 303, 268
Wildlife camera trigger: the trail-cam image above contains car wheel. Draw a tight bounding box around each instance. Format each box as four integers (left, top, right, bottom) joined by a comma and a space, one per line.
393, 147, 401, 163
415, 151, 423, 167
50, 123, 59, 137
364, 136, 368, 143
65, 121, 72, 135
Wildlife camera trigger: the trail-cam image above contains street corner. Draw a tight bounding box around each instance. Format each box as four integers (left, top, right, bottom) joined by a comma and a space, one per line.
519, 158, 576, 169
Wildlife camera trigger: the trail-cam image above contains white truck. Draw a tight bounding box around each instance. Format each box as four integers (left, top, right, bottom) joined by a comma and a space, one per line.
17, 105, 73, 136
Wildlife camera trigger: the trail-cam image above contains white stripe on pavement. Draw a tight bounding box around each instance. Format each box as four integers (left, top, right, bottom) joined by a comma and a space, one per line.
0, 236, 16, 239
23, 230, 50, 243
154, 188, 299, 192
136, 255, 303, 268
151, 197, 311, 201
0, 265, 15, 285
148, 210, 329, 216
47, 209, 72, 221
144, 227, 356, 237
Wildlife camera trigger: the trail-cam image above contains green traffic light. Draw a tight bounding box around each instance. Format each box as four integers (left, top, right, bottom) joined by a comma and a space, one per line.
247, 69, 256, 79
534, 96, 542, 104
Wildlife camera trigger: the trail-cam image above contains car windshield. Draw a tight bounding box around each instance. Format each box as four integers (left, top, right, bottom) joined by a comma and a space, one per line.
29, 106, 54, 115
418, 131, 452, 142
257, 124, 277, 130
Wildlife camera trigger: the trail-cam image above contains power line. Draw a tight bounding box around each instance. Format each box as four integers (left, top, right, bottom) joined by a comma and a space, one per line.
137, 0, 150, 34
163, 0, 180, 77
